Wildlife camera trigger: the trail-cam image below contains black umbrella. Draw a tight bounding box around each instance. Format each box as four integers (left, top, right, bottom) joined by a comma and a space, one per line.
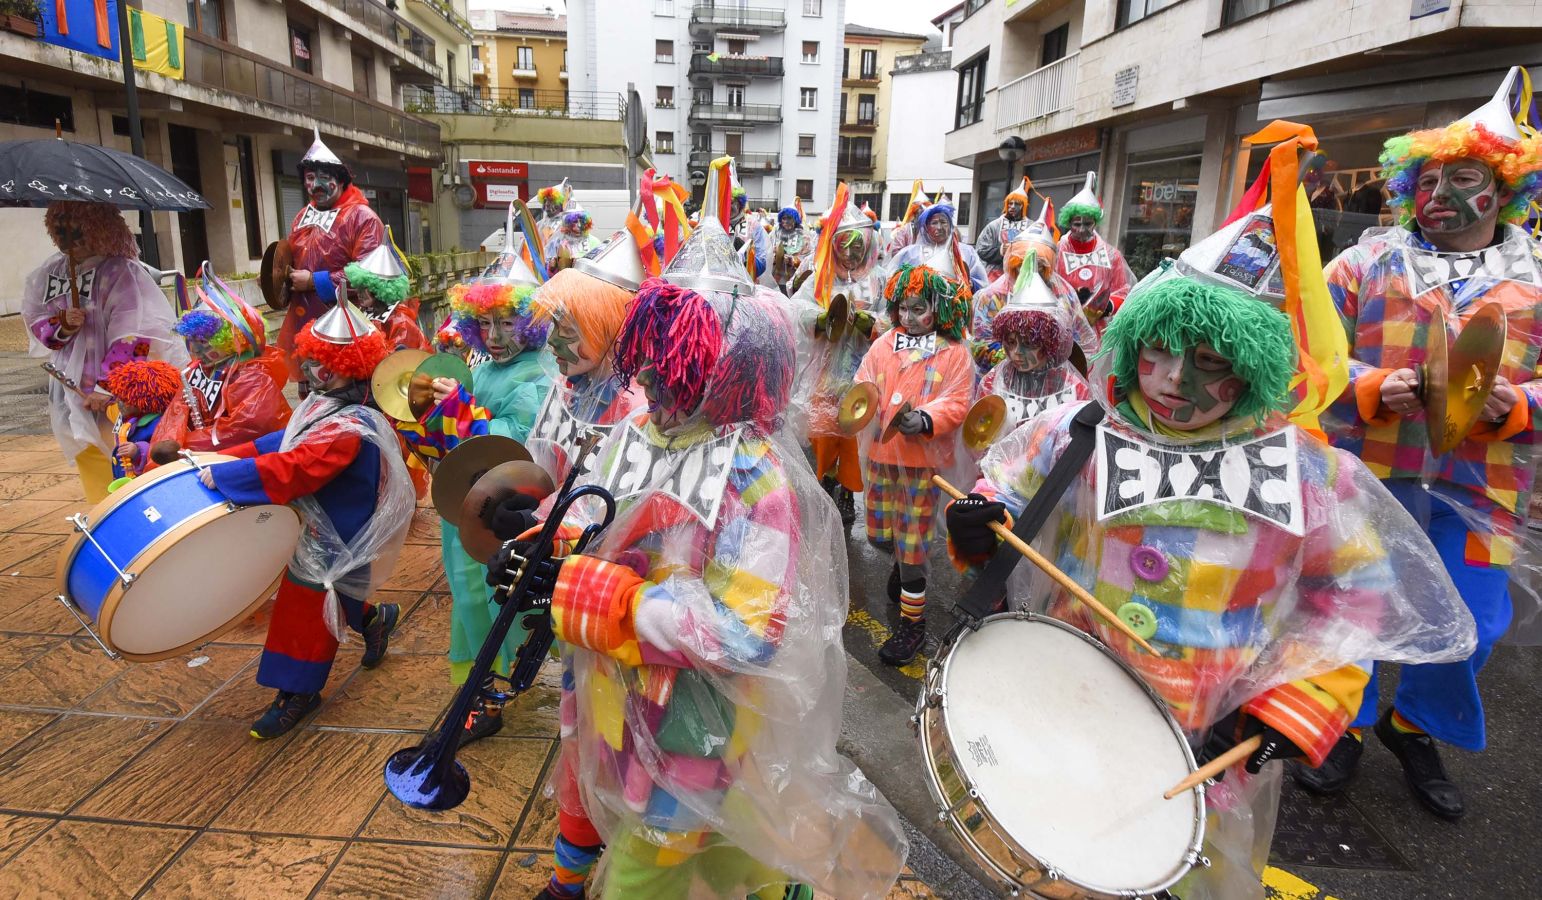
0, 138, 210, 211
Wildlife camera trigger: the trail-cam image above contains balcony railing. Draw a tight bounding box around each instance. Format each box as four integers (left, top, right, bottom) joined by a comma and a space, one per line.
408, 0, 475, 38
688, 102, 781, 125
688, 53, 785, 79
511, 65, 538, 78
470, 58, 484, 75
836, 152, 876, 173
180, 30, 440, 156
996, 52, 1078, 130
690, 150, 780, 172
307, 0, 439, 80
842, 111, 878, 132
404, 85, 626, 120
842, 71, 880, 86
688, 2, 786, 31
743, 197, 778, 210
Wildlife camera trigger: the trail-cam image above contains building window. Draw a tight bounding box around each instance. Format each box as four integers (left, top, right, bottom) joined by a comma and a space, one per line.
517, 46, 535, 70
692, 41, 711, 53
803, 0, 822, 15
727, 38, 748, 55
842, 47, 849, 78
727, 85, 746, 107
798, 134, 816, 156
958, 192, 972, 230
237, 135, 262, 258
351, 53, 373, 96
0, 86, 74, 132
519, 88, 536, 109
1222, 0, 1292, 24
288, 22, 314, 74
796, 178, 814, 199
857, 94, 875, 123
446, 50, 456, 85
692, 132, 711, 151
860, 49, 877, 79
954, 53, 987, 129
802, 40, 819, 63
1041, 23, 1069, 65
839, 93, 847, 123
888, 192, 910, 220
655, 39, 674, 63
656, 131, 675, 154
800, 87, 817, 110
1117, 0, 1179, 28
656, 85, 674, 108
186, 0, 224, 39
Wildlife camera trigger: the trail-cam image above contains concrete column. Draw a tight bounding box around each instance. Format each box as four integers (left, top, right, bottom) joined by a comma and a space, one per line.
1192, 104, 1238, 243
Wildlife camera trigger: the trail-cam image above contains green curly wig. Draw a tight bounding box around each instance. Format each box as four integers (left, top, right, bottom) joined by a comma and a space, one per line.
1098, 276, 1297, 421
1056, 201, 1103, 230
884, 264, 971, 341
343, 262, 410, 305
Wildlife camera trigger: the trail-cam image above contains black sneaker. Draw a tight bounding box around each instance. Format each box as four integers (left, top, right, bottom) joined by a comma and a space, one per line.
1292, 732, 1364, 795
820, 475, 839, 500
361, 603, 400, 669
836, 486, 857, 531
250, 690, 321, 739
878, 617, 927, 666
1374, 709, 1465, 820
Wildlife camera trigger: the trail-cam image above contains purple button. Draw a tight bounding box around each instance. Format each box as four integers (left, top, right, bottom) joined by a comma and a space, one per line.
1130, 545, 1169, 582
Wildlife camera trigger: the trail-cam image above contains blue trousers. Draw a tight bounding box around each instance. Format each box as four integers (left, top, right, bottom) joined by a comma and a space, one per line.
1352, 481, 1513, 750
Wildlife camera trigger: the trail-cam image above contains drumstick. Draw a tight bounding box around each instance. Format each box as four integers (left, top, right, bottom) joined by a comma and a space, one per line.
932, 474, 1158, 656
1163, 735, 1263, 800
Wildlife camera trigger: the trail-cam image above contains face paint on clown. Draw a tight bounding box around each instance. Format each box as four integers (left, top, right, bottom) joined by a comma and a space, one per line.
187, 337, 234, 373
896, 294, 936, 336
1004, 198, 1025, 220
834, 230, 870, 275
923, 213, 952, 245
1136, 341, 1244, 431
1413, 158, 1511, 251
477, 312, 526, 364
548, 315, 599, 378
298, 357, 352, 395
779, 213, 799, 231
303, 169, 344, 210
1068, 215, 1098, 243
1003, 334, 1048, 374
636, 360, 692, 430
542, 199, 565, 219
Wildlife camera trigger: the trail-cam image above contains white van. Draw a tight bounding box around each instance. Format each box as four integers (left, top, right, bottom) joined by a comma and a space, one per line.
478, 189, 634, 252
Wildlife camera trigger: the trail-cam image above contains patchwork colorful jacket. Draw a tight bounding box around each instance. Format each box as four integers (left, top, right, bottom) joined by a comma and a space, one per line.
852, 328, 974, 470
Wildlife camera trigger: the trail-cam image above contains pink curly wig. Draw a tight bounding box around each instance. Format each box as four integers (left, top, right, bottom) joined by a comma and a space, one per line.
613, 278, 722, 419
994, 308, 1071, 364
1381, 123, 1542, 226
45, 202, 139, 259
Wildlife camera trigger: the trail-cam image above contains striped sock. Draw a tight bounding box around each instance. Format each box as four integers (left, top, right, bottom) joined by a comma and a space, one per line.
899, 589, 925, 622
1390, 709, 1425, 735
548, 836, 602, 898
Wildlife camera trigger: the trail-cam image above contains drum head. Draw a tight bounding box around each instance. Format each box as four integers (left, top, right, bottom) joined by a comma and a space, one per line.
100, 504, 302, 660
940, 616, 1201, 895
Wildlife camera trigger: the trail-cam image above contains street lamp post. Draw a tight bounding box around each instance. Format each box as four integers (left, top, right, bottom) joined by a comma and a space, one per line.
996, 135, 1027, 234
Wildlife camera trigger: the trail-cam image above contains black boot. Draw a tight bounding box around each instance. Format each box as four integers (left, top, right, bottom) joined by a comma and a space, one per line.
1374, 709, 1465, 820
1292, 732, 1364, 795
879, 617, 927, 666
836, 486, 857, 531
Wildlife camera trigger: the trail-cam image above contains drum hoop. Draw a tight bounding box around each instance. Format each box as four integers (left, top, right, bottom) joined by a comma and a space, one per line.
923, 611, 1206, 896
94, 504, 298, 661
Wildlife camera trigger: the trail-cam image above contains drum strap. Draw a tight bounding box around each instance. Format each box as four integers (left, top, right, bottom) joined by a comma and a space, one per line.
957, 401, 1105, 623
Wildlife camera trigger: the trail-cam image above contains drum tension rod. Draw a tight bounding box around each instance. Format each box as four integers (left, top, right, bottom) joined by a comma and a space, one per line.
55, 595, 122, 660
68, 513, 136, 587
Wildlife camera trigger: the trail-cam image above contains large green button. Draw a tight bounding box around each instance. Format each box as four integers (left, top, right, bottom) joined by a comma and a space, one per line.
1116, 601, 1159, 641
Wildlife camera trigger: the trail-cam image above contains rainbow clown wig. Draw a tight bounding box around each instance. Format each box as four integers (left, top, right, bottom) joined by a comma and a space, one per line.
447, 280, 551, 353
1099, 276, 1296, 422
613, 278, 794, 429
104, 359, 182, 414
174, 309, 259, 363
535, 183, 570, 209
45, 201, 139, 259
561, 210, 594, 234
994, 307, 1071, 365
884, 264, 972, 341
1380, 122, 1542, 227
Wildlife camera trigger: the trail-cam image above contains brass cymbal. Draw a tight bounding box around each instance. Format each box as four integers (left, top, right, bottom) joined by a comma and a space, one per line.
837, 381, 880, 434
430, 434, 532, 526
963, 394, 1008, 452
371, 349, 432, 422
457, 460, 557, 564
260, 240, 293, 311
880, 400, 914, 444
1433, 302, 1507, 455
827, 293, 850, 342
411, 353, 477, 419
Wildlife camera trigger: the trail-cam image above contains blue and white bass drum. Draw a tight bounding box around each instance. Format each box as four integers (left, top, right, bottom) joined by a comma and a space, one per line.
55, 454, 303, 661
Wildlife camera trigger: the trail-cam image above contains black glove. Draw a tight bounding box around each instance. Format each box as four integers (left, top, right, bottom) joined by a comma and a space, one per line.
946, 493, 1007, 559
1199, 710, 1306, 777
485, 540, 565, 610
481, 492, 541, 541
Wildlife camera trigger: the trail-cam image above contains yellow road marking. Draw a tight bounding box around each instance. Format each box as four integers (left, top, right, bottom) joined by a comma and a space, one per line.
1262, 865, 1340, 900
847, 607, 928, 680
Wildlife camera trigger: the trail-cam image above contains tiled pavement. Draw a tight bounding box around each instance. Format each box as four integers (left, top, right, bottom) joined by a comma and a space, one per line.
0, 433, 937, 899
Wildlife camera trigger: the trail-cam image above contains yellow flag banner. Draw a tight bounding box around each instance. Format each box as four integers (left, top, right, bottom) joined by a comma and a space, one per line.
128, 7, 184, 80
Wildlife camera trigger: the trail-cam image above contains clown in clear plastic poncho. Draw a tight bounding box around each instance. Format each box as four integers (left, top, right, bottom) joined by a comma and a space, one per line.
477, 216, 908, 900
888, 196, 989, 292
1056, 171, 1136, 330
945, 275, 1477, 899
545, 208, 604, 273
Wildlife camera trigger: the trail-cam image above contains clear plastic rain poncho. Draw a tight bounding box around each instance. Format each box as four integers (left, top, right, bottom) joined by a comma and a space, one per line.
973, 277, 1476, 899
887, 202, 989, 291
545, 274, 908, 899
23, 253, 186, 458
975, 267, 1092, 450
544, 207, 604, 271
279, 392, 415, 640
971, 238, 1099, 375
1319, 223, 1542, 642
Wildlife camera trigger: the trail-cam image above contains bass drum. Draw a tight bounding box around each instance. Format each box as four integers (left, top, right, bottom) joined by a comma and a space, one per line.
56, 455, 303, 661
918, 613, 1205, 898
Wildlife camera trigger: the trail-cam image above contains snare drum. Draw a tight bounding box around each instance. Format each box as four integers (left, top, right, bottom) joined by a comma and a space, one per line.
55, 455, 303, 661
918, 613, 1205, 898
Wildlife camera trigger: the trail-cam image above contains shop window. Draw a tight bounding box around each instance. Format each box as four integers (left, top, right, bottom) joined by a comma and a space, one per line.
1119, 148, 1202, 277
1222, 0, 1294, 25
955, 53, 987, 129
1041, 23, 1068, 65
1116, 0, 1180, 29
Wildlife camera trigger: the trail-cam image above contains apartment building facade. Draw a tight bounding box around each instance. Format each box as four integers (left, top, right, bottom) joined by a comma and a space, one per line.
566, 0, 846, 210
838, 24, 927, 211
469, 10, 567, 107
939, 0, 1541, 277
885, 46, 975, 229
0, 0, 452, 312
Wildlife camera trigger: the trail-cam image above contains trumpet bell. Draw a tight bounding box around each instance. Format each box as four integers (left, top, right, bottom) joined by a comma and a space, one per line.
964, 394, 1008, 451
383, 744, 470, 811
1433, 302, 1506, 455
431, 434, 533, 526
371, 349, 432, 422
458, 460, 557, 563
837, 381, 880, 434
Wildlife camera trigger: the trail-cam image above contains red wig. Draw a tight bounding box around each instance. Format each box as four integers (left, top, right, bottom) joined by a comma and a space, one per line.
294, 322, 391, 380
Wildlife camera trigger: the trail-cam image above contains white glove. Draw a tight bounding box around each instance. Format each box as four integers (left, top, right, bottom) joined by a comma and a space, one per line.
633, 597, 686, 655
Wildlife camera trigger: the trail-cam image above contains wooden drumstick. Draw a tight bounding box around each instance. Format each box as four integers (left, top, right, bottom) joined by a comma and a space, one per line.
932, 474, 1158, 656
1163, 735, 1263, 800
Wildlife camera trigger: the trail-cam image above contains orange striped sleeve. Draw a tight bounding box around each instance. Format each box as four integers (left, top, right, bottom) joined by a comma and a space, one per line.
1243, 664, 1369, 767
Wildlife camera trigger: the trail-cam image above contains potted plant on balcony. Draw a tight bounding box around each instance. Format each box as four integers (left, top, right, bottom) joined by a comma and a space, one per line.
0, 0, 41, 37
